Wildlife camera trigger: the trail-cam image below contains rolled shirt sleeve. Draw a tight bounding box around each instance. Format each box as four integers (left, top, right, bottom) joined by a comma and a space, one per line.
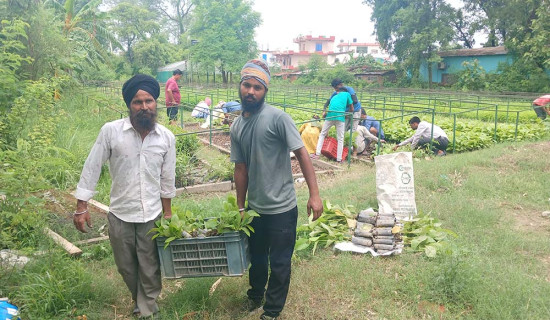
75, 125, 111, 201
160, 133, 176, 199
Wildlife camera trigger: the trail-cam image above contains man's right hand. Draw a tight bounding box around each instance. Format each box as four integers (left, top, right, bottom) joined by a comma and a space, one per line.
74, 200, 92, 233
74, 211, 92, 233
392, 145, 399, 151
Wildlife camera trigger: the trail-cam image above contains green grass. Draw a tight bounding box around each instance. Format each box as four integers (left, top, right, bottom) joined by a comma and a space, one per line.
128, 140, 550, 320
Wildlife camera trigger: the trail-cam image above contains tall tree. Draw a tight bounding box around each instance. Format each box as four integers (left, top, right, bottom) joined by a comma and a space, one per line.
462, 0, 511, 46
364, 0, 455, 86
450, 9, 477, 49
188, 0, 260, 84
146, 0, 194, 44
109, 1, 161, 64
47, 0, 122, 72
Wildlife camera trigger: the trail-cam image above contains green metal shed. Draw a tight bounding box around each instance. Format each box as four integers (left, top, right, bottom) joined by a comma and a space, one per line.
157, 61, 187, 83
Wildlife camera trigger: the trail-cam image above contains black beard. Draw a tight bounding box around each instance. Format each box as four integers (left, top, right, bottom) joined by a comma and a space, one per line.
130, 109, 157, 131
239, 91, 265, 113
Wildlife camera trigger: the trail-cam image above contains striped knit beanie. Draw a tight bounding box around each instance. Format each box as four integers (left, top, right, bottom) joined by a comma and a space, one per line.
240, 59, 270, 89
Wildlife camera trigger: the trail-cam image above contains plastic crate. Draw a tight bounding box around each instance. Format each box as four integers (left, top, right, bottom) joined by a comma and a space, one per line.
321, 136, 349, 161
156, 231, 249, 278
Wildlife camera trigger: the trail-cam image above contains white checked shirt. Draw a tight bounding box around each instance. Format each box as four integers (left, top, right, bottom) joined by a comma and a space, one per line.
398, 121, 448, 148
75, 118, 176, 223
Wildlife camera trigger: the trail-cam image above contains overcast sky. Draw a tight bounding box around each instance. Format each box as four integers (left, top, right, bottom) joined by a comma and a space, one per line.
252, 0, 468, 51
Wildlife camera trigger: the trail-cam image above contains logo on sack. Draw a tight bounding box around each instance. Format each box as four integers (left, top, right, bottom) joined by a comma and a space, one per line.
401, 172, 411, 184
399, 165, 412, 171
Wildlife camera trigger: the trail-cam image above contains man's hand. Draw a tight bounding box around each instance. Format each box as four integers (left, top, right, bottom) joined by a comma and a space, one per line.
322, 111, 327, 119
307, 195, 323, 221
163, 212, 172, 219
74, 211, 92, 233
392, 145, 399, 151
74, 200, 92, 233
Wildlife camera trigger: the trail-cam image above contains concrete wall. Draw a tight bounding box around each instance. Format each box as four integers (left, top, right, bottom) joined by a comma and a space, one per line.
420, 54, 513, 83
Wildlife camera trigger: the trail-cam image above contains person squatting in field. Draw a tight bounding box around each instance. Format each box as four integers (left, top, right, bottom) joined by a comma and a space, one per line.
393, 116, 449, 156
229, 59, 323, 320
74, 74, 176, 319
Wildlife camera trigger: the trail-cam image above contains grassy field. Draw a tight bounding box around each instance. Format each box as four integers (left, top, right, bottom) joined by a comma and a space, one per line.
6, 140, 549, 319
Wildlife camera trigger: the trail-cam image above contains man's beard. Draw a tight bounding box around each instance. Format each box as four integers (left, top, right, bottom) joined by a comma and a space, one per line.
130, 109, 157, 131
239, 91, 265, 113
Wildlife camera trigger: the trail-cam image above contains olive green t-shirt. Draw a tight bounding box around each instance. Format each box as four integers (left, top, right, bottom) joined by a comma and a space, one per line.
230, 103, 304, 214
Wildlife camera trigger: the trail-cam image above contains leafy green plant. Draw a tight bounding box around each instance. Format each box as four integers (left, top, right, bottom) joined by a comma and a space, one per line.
295, 201, 356, 255
402, 212, 457, 258
216, 195, 259, 236
149, 195, 259, 247
149, 208, 199, 247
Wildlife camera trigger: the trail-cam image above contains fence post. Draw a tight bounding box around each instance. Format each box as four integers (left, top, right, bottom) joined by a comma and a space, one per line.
493, 105, 498, 142
514, 111, 520, 141
452, 114, 457, 153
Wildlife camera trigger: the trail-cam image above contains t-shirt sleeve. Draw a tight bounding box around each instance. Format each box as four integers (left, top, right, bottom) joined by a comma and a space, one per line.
229, 126, 245, 163
166, 81, 178, 91
346, 93, 353, 105
277, 112, 304, 152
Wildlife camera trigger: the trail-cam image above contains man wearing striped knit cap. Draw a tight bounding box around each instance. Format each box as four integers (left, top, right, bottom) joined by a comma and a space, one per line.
230, 59, 323, 320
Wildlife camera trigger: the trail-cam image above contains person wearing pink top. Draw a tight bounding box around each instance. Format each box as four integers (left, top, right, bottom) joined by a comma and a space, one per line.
533, 94, 550, 120
165, 69, 183, 125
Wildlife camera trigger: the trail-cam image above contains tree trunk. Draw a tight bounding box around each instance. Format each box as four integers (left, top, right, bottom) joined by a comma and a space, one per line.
222, 70, 228, 84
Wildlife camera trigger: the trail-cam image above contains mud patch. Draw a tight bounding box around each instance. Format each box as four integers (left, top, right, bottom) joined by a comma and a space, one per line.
203, 133, 330, 175
494, 142, 550, 171
500, 202, 550, 233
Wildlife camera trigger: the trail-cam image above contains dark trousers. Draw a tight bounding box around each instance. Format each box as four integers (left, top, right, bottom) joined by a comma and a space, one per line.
418, 136, 449, 153
247, 206, 298, 317
166, 106, 178, 120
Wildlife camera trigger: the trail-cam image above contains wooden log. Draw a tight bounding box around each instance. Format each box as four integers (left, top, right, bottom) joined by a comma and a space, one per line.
44, 228, 82, 256
88, 199, 109, 213
74, 236, 110, 245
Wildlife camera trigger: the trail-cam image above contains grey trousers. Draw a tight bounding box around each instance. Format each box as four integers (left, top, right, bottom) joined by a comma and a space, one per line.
108, 212, 162, 317
345, 110, 361, 132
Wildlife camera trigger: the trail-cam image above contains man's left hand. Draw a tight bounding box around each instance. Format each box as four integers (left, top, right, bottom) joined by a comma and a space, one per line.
307, 195, 323, 221
163, 212, 172, 219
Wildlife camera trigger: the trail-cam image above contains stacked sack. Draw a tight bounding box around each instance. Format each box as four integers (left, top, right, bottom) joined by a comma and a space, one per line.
351, 208, 403, 254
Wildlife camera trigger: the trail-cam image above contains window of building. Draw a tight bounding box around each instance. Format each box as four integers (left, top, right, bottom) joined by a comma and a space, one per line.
371, 49, 379, 54
356, 46, 368, 54
315, 43, 322, 52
